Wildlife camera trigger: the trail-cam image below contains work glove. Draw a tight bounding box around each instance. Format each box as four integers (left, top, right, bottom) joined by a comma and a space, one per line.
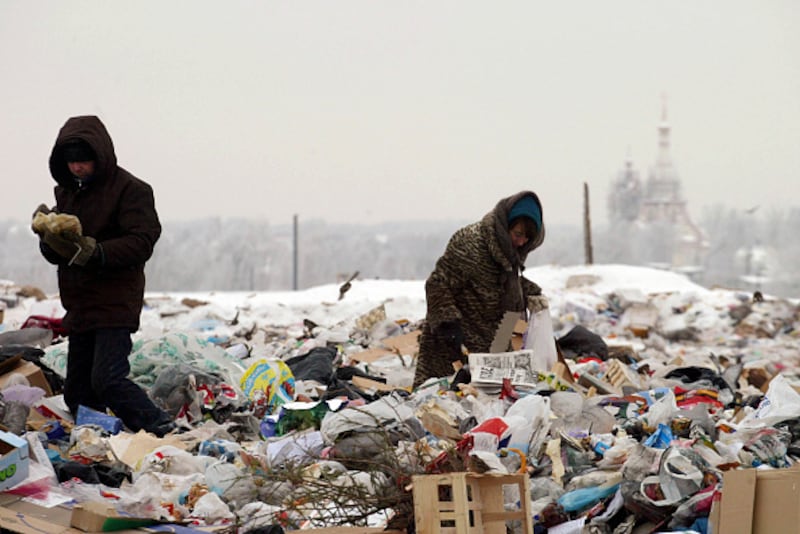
32, 204, 83, 236
61, 231, 98, 266
42, 230, 98, 266
437, 320, 465, 361
30, 204, 53, 235
527, 295, 549, 314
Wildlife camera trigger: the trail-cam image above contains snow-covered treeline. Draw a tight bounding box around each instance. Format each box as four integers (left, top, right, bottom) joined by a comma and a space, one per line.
1, 205, 798, 297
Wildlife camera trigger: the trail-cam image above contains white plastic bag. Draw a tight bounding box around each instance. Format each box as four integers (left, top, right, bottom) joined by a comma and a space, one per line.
739, 374, 800, 428
505, 394, 551, 455
522, 308, 558, 370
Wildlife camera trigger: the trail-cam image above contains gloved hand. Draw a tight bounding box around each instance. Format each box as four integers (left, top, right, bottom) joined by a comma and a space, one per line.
61, 231, 98, 266
41, 231, 97, 266
527, 295, 549, 313
30, 204, 53, 235
437, 320, 464, 359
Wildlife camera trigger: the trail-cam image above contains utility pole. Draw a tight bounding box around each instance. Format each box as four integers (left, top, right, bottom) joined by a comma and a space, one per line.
292, 214, 299, 290
583, 182, 594, 265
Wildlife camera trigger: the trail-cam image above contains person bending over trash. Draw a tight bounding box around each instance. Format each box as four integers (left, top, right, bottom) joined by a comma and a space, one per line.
31, 115, 176, 437
413, 190, 548, 388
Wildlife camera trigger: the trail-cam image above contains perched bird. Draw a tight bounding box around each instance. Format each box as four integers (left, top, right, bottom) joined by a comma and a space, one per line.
338, 271, 359, 301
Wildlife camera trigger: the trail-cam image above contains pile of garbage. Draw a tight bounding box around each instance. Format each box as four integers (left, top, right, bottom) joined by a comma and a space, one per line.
0, 265, 798, 533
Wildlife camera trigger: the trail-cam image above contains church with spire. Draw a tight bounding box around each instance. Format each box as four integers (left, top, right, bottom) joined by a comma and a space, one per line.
607, 97, 709, 273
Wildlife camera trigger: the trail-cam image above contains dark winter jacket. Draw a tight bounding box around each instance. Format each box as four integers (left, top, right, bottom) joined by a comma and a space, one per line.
413, 191, 545, 387
41, 115, 161, 333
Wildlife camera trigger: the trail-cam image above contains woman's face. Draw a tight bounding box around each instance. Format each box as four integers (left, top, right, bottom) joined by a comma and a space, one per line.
67, 160, 95, 180
509, 221, 530, 249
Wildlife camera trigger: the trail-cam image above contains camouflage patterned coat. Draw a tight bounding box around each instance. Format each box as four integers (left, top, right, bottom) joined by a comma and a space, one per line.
413, 191, 545, 387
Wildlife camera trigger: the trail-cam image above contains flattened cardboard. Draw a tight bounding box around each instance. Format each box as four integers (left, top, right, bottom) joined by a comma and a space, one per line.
347, 348, 393, 363
0, 505, 77, 534
349, 330, 420, 363
0, 497, 213, 534
108, 430, 187, 470
381, 330, 420, 355
0, 496, 79, 534
351, 375, 409, 393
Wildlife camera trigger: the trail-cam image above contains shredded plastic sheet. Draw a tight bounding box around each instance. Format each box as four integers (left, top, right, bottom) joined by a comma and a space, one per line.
41, 331, 247, 393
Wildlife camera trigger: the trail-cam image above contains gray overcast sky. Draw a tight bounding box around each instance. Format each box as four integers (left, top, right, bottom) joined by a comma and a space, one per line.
1, 1, 798, 226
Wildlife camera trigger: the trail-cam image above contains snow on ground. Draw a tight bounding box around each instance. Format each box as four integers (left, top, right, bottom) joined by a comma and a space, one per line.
2, 263, 796, 382
136, 264, 715, 331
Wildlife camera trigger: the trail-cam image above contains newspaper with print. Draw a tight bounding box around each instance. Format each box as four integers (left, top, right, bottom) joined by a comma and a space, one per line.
468, 349, 570, 391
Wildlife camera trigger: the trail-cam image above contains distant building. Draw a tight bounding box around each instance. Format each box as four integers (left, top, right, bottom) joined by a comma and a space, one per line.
607, 150, 642, 223
608, 99, 709, 272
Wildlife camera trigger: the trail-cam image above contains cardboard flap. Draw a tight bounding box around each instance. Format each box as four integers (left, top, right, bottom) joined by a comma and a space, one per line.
752, 466, 800, 531
348, 348, 393, 364
351, 376, 408, 393
490, 311, 520, 353
349, 330, 420, 363
719, 469, 756, 534
381, 330, 420, 354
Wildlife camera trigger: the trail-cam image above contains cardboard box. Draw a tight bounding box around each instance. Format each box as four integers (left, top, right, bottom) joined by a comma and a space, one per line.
70, 500, 160, 532
0, 359, 54, 396
715, 465, 800, 534
0, 430, 30, 491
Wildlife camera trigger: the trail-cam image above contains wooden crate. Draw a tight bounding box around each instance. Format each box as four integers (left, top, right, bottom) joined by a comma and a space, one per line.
412, 472, 533, 534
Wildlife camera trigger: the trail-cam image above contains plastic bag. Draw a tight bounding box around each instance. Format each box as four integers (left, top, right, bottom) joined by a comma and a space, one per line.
642, 389, 678, 428
658, 448, 704, 503
739, 374, 800, 428
597, 437, 639, 469
522, 308, 558, 370
505, 394, 551, 455
189, 491, 235, 523
558, 483, 620, 513
240, 358, 296, 409
238, 502, 284, 532
320, 392, 413, 442
643, 423, 674, 449
129, 332, 247, 390
205, 461, 258, 508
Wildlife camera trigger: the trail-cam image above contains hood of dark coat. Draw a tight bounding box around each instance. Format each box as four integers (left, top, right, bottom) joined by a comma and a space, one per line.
481, 190, 546, 268
49, 115, 117, 188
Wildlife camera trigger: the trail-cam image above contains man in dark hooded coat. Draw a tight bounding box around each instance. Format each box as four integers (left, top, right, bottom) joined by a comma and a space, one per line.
33, 115, 175, 436
413, 191, 547, 388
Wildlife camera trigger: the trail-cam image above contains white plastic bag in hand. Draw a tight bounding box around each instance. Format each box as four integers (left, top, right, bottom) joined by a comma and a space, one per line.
522, 308, 558, 371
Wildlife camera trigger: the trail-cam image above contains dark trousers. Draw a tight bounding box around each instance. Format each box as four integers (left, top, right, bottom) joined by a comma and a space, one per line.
65, 328, 170, 433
